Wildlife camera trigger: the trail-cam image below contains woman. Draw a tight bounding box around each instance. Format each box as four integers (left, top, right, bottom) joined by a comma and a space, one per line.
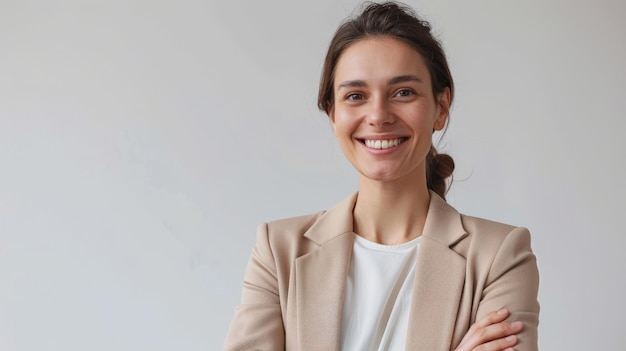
224, 2, 539, 350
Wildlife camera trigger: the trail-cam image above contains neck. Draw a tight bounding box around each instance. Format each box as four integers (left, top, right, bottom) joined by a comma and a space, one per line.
353, 172, 431, 245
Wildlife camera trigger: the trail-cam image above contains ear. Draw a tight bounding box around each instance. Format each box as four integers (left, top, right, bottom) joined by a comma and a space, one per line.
434, 87, 451, 131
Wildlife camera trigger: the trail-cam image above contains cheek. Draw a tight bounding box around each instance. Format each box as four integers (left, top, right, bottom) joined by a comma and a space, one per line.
404, 107, 436, 130
332, 113, 357, 138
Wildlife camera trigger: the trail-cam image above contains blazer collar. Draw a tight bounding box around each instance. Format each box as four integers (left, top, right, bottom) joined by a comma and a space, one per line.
303, 190, 467, 247
296, 190, 469, 351
303, 192, 358, 245
421, 191, 468, 246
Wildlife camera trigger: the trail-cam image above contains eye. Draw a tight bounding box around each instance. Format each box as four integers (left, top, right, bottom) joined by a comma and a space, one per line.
395, 89, 415, 98
345, 92, 365, 101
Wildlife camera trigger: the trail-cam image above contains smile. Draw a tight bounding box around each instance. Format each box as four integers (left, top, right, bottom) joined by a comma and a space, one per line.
362, 137, 407, 150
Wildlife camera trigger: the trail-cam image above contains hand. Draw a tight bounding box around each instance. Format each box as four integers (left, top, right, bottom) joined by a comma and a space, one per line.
455, 308, 523, 351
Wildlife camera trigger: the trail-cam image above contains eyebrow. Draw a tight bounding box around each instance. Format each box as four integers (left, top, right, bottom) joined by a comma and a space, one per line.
337, 75, 423, 90
337, 80, 367, 90
388, 75, 423, 85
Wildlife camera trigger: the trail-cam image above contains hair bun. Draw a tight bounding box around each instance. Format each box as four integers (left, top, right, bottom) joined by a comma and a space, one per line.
426, 148, 454, 200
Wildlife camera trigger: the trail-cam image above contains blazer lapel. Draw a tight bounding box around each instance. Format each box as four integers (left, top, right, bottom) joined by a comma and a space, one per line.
293, 192, 468, 350
406, 192, 468, 350
295, 193, 357, 351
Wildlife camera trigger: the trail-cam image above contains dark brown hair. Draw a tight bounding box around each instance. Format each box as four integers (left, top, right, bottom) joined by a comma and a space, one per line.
317, 1, 455, 199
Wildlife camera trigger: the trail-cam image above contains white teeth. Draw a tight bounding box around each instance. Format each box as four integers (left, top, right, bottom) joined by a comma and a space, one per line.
364, 138, 404, 149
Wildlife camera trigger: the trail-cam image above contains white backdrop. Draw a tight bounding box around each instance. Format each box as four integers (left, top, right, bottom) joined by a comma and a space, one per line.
1, 0, 625, 350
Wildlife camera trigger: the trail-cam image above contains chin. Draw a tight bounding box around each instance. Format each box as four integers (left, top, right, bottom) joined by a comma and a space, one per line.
359, 169, 403, 182
356, 163, 423, 183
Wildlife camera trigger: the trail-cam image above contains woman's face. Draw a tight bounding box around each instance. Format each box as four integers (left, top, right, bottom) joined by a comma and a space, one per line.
330, 36, 450, 183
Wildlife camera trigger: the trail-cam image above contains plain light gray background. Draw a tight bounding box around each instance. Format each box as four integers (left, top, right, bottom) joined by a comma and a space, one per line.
1, 0, 625, 350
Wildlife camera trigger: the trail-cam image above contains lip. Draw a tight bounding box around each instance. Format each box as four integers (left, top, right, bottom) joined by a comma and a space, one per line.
357, 134, 408, 141
356, 135, 409, 155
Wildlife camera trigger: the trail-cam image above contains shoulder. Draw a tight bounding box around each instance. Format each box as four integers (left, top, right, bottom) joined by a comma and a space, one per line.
460, 214, 517, 235
256, 192, 358, 255
455, 214, 536, 280
263, 211, 326, 238
459, 214, 531, 248
428, 192, 533, 255
258, 211, 326, 250
252, 211, 327, 265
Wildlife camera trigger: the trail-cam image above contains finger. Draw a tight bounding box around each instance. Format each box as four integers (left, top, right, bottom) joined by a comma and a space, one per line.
472, 335, 518, 351
458, 309, 510, 346
466, 321, 523, 349
474, 309, 510, 329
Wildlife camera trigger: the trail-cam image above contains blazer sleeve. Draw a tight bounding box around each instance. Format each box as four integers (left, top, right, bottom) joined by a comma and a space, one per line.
476, 227, 540, 351
223, 223, 285, 351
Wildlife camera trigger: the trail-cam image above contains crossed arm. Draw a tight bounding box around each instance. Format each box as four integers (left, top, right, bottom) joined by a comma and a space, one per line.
224, 225, 539, 350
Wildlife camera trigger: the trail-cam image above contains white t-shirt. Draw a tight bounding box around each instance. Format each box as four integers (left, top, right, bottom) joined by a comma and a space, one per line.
340, 234, 420, 351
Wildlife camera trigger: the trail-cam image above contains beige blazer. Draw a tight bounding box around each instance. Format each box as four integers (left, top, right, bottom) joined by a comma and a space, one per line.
224, 192, 539, 350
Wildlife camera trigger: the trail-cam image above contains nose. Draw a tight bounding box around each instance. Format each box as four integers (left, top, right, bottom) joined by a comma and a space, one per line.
365, 97, 395, 127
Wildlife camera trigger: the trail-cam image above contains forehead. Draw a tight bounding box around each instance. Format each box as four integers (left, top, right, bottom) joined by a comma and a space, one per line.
334, 36, 431, 85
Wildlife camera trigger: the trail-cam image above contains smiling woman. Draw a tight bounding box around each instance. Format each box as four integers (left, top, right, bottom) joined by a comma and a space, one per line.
329, 37, 449, 187
223, 2, 539, 351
